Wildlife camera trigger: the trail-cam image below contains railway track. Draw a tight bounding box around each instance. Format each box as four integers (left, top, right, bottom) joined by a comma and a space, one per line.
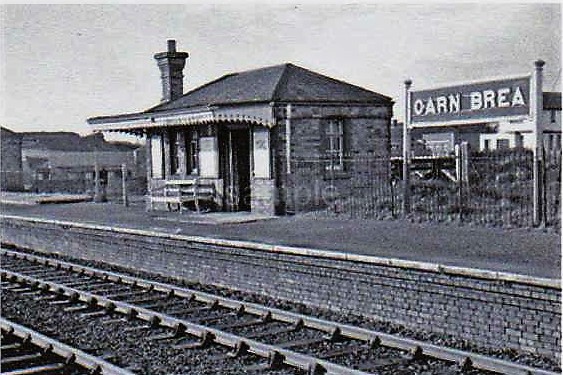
0, 248, 558, 375
1, 317, 133, 375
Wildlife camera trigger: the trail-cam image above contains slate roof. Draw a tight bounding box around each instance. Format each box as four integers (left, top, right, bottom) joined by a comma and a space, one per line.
1, 126, 16, 134
150, 63, 392, 112
88, 63, 392, 124
1, 126, 22, 138
543, 92, 561, 110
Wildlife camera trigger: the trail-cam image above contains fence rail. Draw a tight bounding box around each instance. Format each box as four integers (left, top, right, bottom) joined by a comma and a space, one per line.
290, 148, 561, 230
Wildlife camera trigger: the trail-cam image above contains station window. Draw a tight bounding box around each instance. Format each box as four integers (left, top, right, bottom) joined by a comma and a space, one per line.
185, 129, 199, 175
483, 139, 490, 151
514, 132, 524, 149
169, 130, 180, 175
551, 110, 556, 123
323, 118, 345, 171
496, 139, 510, 150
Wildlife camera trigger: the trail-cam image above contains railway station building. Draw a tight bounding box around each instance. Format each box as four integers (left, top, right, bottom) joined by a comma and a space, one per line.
88, 40, 393, 215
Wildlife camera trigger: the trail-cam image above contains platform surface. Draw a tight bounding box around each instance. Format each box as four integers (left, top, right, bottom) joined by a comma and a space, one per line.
1, 196, 560, 279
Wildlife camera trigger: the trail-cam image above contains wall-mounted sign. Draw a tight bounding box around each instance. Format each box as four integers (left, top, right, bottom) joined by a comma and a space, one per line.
150, 134, 163, 179
410, 76, 531, 126
199, 137, 218, 178
253, 127, 270, 178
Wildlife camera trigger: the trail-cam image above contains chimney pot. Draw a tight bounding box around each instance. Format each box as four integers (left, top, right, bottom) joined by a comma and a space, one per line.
167, 39, 176, 53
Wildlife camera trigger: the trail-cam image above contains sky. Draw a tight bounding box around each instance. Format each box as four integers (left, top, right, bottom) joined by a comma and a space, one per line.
1, 3, 561, 139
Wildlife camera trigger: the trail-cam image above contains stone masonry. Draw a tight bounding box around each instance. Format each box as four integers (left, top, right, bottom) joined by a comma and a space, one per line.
272, 103, 392, 214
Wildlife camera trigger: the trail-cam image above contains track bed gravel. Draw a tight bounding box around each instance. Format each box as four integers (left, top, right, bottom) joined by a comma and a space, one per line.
3, 244, 559, 373
1, 288, 300, 375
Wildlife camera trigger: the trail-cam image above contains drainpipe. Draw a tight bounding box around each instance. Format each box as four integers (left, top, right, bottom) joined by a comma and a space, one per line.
284, 104, 293, 214
285, 103, 292, 174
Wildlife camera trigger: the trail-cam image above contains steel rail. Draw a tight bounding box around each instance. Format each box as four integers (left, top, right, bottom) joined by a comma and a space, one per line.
2, 249, 559, 375
1, 269, 373, 375
0, 317, 135, 375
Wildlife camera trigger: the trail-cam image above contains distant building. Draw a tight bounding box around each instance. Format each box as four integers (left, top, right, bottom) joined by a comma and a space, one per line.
1, 126, 23, 191
19, 131, 145, 195
88, 40, 393, 215
391, 91, 561, 157
480, 92, 561, 152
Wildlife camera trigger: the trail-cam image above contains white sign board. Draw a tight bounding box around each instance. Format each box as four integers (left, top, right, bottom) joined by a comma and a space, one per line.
253, 127, 270, 178
150, 134, 163, 179
199, 137, 218, 178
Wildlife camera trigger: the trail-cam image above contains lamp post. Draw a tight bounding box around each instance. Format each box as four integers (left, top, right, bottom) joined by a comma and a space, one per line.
532, 59, 545, 226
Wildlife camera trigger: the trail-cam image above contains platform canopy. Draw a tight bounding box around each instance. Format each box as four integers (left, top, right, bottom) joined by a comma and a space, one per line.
87, 63, 392, 134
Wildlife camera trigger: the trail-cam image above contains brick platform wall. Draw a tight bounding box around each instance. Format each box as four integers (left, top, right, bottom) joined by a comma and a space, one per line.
1, 215, 560, 361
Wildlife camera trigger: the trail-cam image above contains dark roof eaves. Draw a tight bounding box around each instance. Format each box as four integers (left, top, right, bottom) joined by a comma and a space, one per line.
87, 111, 151, 125
90, 98, 394, 125
271, 99, 394, 106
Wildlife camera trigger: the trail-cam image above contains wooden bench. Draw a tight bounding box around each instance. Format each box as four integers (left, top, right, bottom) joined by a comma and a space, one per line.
150, 179, 217, 213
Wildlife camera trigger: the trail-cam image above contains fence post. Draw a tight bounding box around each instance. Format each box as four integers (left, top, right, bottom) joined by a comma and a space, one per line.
121, 163, 129, 207
402, 79, 412, 216
93, 157, 103, 203
541, 150, 548, 226
459, 142, 469, 222
455, 144, 461, 222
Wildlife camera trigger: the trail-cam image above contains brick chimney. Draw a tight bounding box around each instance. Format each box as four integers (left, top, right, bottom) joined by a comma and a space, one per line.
154, 40, 189, 102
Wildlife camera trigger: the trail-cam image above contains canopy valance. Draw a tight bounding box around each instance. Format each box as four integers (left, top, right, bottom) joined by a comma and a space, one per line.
89, 104, 275, 133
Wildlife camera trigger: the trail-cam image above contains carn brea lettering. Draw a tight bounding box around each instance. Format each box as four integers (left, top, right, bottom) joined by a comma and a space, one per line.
413, 86, 526, 116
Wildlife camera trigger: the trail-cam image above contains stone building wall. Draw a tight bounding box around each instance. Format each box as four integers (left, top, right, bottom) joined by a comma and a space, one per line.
272, 103, 392, 214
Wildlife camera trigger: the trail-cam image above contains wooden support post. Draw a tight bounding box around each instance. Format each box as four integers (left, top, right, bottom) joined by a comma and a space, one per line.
145, 133, 153, 211
461, 142, 469, 186
93, 158, 102, 203
163, 130, 171, 179
93, 147, 106, 203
